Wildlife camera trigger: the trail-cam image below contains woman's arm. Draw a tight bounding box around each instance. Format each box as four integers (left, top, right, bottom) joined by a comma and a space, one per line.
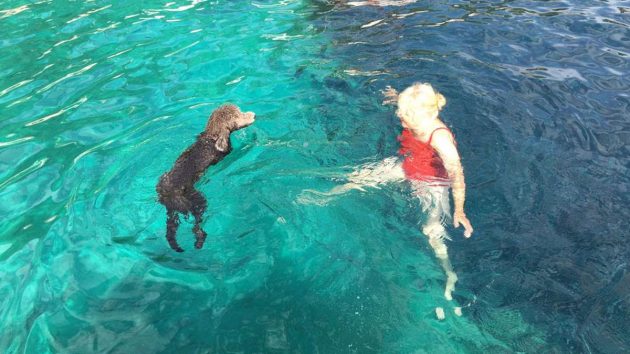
381, 86, 399, 105
431, 130, 473, 237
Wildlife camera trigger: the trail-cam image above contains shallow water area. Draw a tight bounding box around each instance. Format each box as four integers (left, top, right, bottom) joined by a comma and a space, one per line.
1, 0, 629, 353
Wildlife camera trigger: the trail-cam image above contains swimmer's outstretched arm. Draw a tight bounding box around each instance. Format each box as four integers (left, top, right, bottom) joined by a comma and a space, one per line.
431, 130, 474, 238
381, 86, 399, 105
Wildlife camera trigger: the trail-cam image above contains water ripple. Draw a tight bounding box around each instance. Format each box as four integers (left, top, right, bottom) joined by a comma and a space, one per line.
36, 63, 96, 94
0, 79, 33, 97
0, 5, 29, 19
66, 4, 112, 24
0, 157, 47, 191
0, 136, 34, 148
25, 96, 88, 127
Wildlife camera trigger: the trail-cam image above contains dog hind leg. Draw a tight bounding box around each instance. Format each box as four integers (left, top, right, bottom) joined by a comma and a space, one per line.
189, 189, 208, 249
166, 208, 184, 252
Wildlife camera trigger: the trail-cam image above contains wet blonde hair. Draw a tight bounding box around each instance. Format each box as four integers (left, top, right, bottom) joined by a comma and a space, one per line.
396, 83, 446, 123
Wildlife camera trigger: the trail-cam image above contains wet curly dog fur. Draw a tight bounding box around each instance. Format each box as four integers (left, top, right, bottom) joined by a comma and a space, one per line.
156, 104, 255, 252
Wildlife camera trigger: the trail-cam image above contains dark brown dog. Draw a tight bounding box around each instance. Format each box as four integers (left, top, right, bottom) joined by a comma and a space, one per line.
156, 104, 255, 252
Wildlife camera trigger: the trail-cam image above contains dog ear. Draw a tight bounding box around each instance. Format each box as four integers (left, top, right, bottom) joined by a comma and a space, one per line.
215, 134, 229, 152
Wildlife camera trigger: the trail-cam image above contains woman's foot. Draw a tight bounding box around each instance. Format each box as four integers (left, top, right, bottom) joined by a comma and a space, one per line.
435, 307, 445, 320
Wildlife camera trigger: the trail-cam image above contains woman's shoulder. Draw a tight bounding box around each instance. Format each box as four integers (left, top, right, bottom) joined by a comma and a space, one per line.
428, 124, 455, 145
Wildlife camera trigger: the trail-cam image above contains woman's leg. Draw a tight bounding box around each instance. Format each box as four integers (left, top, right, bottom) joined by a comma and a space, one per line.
346, 157, 406, 188
297, 157, 405, 204
414, 182, 458, 301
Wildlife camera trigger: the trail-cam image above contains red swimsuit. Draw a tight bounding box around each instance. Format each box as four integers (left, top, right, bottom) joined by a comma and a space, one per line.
398, 127, 452, 181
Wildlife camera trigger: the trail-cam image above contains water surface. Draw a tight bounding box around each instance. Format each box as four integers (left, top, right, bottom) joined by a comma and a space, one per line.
0, 0, 628, 352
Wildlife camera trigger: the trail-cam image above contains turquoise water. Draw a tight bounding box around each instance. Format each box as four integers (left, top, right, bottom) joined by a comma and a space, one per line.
1, 0, 628, 352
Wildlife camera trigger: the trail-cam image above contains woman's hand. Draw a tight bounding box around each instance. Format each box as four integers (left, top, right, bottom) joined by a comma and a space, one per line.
381, 85, 398, 105
454, 211, 473, 238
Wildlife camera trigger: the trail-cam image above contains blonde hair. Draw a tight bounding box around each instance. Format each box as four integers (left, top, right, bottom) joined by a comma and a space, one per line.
396, 83, 446, 122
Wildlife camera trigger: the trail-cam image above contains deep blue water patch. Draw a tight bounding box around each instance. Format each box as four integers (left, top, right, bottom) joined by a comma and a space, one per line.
310, 0, 629, 351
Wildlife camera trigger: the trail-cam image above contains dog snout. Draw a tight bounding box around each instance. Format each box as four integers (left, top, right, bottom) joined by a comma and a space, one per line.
242, 111, 255, 126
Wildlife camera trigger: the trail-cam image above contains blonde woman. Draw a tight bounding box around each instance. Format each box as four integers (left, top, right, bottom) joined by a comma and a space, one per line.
385, 83, 473, 305
300, 83, 473, 317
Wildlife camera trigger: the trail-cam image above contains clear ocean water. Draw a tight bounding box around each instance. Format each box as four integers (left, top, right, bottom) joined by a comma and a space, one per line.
1, 0, 628, 352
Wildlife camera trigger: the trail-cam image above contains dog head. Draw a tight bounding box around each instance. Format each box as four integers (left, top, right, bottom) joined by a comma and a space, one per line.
205, 104, 256, 152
